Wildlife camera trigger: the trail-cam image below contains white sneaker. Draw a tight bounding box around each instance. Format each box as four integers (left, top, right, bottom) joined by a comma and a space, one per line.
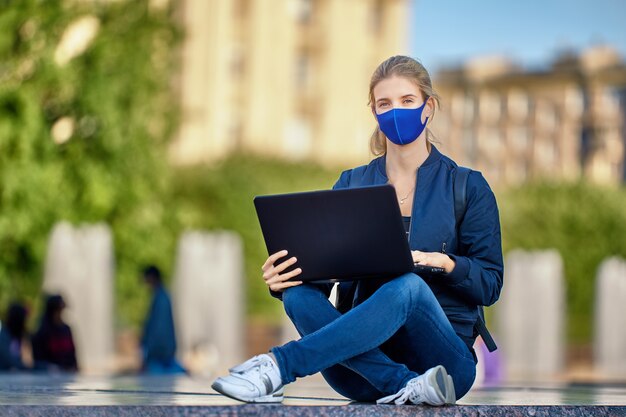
211, 354, 284, 403
376, 365, 456, 406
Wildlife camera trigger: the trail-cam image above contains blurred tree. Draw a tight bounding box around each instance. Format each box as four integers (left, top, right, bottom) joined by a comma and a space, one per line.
0, 0, 180, 326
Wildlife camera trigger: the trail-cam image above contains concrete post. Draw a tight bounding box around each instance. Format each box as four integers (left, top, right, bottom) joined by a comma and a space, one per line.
172, 231, 244, 375
43, 222, 115, 374
496, 249, 565, 381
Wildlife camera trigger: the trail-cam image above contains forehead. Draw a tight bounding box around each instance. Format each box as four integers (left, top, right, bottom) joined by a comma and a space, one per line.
373, 75, 422, 101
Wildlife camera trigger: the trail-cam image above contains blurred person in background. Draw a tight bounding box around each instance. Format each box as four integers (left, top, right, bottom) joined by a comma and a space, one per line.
212, 55, 503, 406
32, 294, 78, 372
0, 302, 31, 371
140, 265, 185, 374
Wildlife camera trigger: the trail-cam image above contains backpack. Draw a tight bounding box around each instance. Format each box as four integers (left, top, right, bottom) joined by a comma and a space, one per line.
454, 167, 498, 352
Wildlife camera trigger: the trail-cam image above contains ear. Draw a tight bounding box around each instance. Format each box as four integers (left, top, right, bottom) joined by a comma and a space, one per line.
424, 96, 435, 118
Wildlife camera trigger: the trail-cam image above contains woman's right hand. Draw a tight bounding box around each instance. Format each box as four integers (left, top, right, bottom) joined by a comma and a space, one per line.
262, 250, 303, 292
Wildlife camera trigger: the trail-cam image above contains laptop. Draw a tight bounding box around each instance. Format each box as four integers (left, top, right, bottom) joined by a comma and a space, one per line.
254, 184, 444, 283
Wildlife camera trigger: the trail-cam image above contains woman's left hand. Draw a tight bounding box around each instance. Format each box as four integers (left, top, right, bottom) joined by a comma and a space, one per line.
411, 250, 456, 273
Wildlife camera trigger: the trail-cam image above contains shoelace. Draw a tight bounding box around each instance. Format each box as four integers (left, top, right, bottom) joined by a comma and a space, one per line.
376, 378, 425, 405
229, 356, 278, 395
229, 355, 265, 373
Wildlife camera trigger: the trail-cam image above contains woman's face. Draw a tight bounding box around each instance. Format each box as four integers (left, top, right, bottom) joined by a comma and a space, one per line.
372, 75, 433, 122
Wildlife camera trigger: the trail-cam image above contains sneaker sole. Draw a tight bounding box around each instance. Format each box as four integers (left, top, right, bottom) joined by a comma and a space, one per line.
211, 380, 284, 404
445, 374, 456, 404
428, 365, 456, 405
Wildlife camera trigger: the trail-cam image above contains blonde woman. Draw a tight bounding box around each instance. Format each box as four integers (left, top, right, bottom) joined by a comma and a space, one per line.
212, 55, 503, 406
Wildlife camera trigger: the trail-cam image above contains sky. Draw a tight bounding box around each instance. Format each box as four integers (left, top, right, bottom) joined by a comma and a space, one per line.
410, 0, 626, 72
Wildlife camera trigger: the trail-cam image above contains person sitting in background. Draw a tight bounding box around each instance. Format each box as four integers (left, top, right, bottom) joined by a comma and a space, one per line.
0, 302, 30, 371
141, 265, 185, 374
31, 294, 78, 372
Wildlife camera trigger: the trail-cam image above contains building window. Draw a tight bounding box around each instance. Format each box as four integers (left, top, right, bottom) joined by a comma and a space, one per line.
295, 51, 313, 90
234, 0, 249, 20
451, 93, 465, 121
230, 43, 245, 80
511, 126, 529, 153
479, 91, 501, 123
463, 95, 475, 124
284, 117, 312, 158
507, 89, 529, 121
564, 86, 583, 117
602, 86, 620, 116
462, 128, 476, 163
295, 0, 315, 25
537, 102, 557, 132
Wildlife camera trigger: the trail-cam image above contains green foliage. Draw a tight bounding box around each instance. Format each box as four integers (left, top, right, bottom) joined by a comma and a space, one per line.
499, 182, 626, 343
0, 0, 180, 326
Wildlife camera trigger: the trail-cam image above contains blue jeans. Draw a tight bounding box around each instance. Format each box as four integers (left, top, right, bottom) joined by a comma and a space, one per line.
271, 273, 476, 402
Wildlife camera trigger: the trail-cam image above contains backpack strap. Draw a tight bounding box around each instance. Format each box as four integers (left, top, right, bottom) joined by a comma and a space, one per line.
453, 166, 498, 353
453, 167, 470, 226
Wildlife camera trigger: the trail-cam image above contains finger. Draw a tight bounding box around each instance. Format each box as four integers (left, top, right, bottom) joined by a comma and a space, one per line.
266, 268, 302, 285
262, 266, 277, 281
273, 256, 298, 274
270, 280, 303, 292
262, 250, 288, 271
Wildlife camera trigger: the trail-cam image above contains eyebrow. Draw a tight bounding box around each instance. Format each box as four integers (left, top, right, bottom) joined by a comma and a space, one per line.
376, 94, 419, 104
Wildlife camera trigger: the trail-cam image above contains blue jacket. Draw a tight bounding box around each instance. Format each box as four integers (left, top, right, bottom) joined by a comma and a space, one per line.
141, 286, 177, 365
271, 145, 504, 349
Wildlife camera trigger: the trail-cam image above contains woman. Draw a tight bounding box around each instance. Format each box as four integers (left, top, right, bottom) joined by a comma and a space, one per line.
212, 55, 503, 406
0, 303, 30, 371
31, 294, 78, 372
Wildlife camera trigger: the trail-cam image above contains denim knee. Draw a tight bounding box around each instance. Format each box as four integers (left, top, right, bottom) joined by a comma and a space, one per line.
378, 273, 427, 303
282, 284, 328, 320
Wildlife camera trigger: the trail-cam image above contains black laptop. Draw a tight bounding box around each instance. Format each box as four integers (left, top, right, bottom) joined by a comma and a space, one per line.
254, 184, 444, 283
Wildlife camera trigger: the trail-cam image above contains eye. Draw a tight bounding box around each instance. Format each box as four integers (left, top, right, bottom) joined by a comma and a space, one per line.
403, 98, 414, 104
378, 102, 389, 107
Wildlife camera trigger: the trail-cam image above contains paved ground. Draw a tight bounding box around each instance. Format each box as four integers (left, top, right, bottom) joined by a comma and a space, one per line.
0, 373, 624, 416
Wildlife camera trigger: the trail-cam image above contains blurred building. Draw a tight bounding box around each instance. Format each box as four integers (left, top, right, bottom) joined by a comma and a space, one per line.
432, 46, 626, 186
168, 0, 408, 167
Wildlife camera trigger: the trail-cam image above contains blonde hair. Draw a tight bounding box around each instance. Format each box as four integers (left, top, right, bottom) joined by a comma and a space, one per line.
368, 56, 441, 156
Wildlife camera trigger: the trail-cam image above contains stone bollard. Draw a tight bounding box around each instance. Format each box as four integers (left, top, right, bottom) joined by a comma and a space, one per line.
496, 249, 565, 381
594, 257, 626, 378
172, 231, 244, 375
43, 222, 115, 374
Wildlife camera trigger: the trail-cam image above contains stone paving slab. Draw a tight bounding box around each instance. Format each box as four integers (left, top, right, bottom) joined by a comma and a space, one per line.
1, 405, 625, 417
0, 374, 624, 416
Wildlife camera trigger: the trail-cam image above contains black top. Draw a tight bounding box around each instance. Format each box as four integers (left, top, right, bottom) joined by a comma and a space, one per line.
31, 321, 78, 372
402, 216, 411, 239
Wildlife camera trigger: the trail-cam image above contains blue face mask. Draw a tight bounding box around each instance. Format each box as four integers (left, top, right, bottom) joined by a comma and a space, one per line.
376, 102, 429, 146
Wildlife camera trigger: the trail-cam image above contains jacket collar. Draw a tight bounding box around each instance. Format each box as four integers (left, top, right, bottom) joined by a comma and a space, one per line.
374, 144, 443, 181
